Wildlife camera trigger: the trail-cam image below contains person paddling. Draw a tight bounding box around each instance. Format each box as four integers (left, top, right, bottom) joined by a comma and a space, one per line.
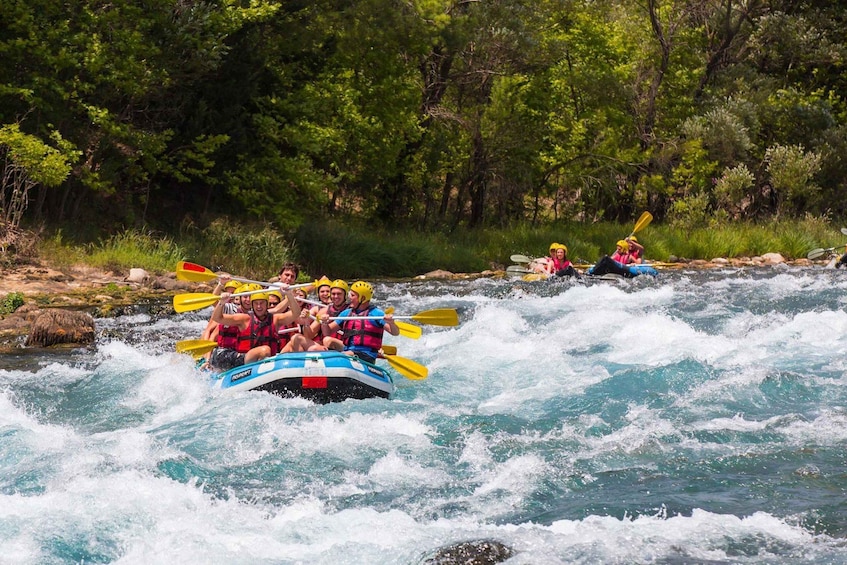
625, 236, 645, 264
319, 281, 399, 364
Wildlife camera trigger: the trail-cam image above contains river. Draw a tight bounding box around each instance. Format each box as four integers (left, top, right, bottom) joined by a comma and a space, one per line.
3, 266, 847, 564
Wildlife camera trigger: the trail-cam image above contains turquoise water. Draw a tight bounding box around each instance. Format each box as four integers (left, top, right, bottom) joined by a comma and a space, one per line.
3, 267, 847, 563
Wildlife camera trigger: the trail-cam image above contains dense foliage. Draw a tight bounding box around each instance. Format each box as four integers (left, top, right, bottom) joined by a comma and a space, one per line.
1, 0, 845, 239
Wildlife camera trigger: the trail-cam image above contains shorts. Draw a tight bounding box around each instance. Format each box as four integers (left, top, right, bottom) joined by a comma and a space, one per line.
210, 348, 246, 370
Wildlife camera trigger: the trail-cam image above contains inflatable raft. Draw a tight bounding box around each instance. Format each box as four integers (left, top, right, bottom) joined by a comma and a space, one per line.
209, 351, 394, 403
587, 256, 659, 278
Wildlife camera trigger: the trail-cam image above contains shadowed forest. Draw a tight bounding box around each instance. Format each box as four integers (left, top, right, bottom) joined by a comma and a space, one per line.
1, 0, 846, 252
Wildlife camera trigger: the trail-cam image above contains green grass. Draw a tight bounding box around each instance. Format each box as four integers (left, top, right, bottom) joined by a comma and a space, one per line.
32, 215, 847, 280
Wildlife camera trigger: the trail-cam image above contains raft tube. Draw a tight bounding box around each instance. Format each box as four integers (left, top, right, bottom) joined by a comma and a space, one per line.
209, 351, 394, 403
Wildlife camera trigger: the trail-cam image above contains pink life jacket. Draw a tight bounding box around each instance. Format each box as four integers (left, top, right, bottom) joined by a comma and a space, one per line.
341, 305, 383, 350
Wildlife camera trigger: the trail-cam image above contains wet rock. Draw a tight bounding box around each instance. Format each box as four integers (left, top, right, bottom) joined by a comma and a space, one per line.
422, 539, 514, 565
25, 309, 95, 347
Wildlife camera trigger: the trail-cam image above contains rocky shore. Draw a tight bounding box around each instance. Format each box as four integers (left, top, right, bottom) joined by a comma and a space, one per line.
0, 253, 825, 350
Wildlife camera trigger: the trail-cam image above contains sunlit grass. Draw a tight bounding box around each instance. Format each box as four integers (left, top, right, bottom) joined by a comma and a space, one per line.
35, 215, 847, 279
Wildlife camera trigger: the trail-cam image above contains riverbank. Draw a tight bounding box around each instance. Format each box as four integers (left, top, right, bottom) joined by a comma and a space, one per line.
0, 252, 827, 349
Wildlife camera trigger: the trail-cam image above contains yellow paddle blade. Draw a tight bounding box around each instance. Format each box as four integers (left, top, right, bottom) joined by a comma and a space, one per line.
173, 292, 221, 313
410, 308, 459, 326
176, 261, 218, 282
395, 320, 422, 339
630, 211, 653, 236
383, 354, 428, 380
175, 339, 217, 357
381, 345, 398, 355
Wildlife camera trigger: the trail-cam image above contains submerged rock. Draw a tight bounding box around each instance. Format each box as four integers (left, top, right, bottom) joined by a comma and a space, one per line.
25, 309, 95, 347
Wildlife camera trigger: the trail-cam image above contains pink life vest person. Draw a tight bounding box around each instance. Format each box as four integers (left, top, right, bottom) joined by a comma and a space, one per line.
625, 236, 644, 263
319, 280, 400, 364
610, 240, 632, 264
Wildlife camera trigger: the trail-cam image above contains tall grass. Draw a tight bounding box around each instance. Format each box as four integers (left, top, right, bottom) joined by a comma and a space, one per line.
85, 230, 186, 272
35, 215, 847, 279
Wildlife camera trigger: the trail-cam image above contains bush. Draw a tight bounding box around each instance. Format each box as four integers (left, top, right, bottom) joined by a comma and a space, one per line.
0, 292, 24, 314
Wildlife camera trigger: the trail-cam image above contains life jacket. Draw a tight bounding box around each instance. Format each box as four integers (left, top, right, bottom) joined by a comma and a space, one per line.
611, 251, 631, 264
340, 304, 383, 351
236, 313, 279, 354
216, 323, 240, 349
318, 302, 348, 341
277, 320, 300, 349
551, 257, 572, 271
629, 248, 642, 261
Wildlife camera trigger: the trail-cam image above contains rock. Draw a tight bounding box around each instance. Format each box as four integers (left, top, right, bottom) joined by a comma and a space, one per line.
25, 309, 95, 348
711, 257, 729, 265
422, 269, 455, 279
761, 252, 785, 264
423, 539, 514, 565
126, 268, 150, 284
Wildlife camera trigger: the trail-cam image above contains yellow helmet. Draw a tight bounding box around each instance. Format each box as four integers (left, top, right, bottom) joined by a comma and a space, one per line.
350, 281, 373, 303
234, 283, 249, 294
628, 236, 638, 243
267, 289, 283, 301
558, 243, 568, 254
549, 242, 560, 254
314, 276, 332, 290
616, 240, 630, 251
331, 279, 349, 294
223, 279, 240, 291
250, 291, 269, 303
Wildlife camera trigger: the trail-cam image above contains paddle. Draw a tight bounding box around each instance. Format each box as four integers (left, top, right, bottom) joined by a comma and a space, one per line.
381, 353, 428, 380
510, 254, 533, 264
176, 261, 312, 290
330, 308, 459, 327
295, 299, 423, 339
176, 339, 218, 357
807, 247, 842, 260
506, 265, 531, 274
174, 287, 288, 313
629, 211, 653, 238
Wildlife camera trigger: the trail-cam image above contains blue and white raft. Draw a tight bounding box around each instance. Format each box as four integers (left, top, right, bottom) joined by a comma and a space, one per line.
587, 256, 659, 278
210, 351, 394, 403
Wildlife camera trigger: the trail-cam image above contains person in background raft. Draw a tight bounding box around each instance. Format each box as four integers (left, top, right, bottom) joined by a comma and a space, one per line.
834, 245, 847, 268
589, 240, 638, 278
625, 236, 645, 264
550, 244, 580, 278
319, 281, 399, 364
529, 243, 557, 274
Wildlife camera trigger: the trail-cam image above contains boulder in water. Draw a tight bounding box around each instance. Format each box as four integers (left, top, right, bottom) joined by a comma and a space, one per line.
423, 539, 514, 565
25, 309, 95, 347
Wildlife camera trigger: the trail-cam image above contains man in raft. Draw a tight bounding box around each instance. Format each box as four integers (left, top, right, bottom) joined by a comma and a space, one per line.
208, 285, 310, 371
318, 280, 400, 364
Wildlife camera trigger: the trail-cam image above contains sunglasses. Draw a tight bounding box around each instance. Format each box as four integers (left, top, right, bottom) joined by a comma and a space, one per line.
268, 300, 280, 306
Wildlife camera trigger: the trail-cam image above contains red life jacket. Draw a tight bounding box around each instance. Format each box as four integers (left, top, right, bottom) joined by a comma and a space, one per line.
236, 313, 279, 354
317, 302, 348, 341
277, 320, 300, 349
341, 305, 383, 350
216, 324, 240, 349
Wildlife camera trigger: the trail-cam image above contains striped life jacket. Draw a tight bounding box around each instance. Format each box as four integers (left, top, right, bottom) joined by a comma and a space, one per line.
235, 313, 279, 354
340, 305, 383, 351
